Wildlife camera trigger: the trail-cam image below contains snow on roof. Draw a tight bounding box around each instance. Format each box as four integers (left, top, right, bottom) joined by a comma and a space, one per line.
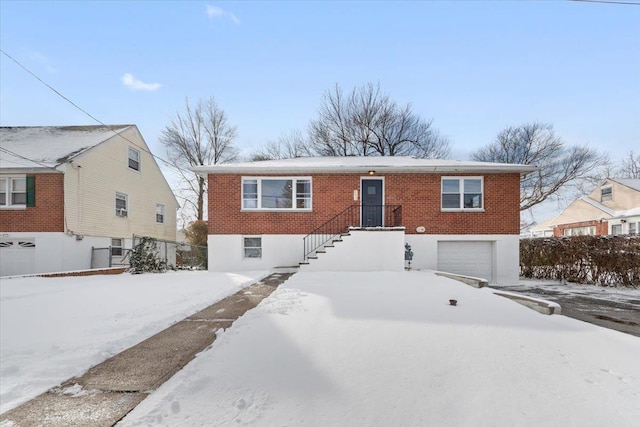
0, 125, 133, 171
528, 214, 561, 232
612, 206, 640, 218
609, 178, 640, 192
193, 156, 538, 175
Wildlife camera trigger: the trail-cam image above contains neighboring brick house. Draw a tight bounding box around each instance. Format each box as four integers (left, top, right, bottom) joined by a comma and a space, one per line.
532, 178, 640, 237
194, 157, 537, 283
0, 125, 179, 276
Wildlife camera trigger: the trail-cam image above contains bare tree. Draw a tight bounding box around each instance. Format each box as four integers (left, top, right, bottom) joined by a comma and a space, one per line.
617, 150, 640, 178
472, 122, 607, 211
309, 82, 451, 158
249, 129, 313, 161
160, 97, 238, 220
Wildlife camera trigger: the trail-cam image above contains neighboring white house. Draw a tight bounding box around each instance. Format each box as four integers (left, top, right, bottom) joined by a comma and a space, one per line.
531, 178, 640, 237
0, 125, 179, 276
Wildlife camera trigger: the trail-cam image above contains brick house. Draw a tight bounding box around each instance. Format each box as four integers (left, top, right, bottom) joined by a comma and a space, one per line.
194, 157, 536, 283
531, 178, 640, 237
0, 125, 178, 276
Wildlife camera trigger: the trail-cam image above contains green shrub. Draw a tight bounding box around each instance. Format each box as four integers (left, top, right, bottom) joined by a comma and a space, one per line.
129, 236, 167, 274
520, 236, 640, 287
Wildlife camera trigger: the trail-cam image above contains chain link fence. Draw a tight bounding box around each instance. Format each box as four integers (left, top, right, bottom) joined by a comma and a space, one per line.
91, 236, 207, 270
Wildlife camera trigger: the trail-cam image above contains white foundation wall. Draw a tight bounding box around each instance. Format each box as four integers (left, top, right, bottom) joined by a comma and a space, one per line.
0, 232, 115, 276
208, 234, 306, 272
302, 229, 405, 272
405, 234, 520, 284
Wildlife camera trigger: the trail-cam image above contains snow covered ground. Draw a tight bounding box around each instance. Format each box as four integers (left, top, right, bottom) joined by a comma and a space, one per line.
0, 271, 265, 413
119, 271, 640, 427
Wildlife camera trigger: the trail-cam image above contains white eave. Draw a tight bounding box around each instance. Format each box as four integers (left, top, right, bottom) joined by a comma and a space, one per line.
192, 157, 539, 177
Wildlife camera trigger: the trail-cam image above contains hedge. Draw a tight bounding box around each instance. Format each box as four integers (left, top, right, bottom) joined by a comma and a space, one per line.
520, 236, 640, 288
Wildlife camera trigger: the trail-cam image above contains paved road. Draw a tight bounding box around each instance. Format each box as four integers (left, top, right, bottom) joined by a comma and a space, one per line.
490, 285, 640, 338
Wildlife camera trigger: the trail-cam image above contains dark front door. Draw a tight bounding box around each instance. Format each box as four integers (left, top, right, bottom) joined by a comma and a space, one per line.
362, 179, 383, 227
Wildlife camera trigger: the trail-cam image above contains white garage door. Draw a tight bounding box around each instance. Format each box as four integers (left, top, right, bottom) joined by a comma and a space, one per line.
0, 239, 36, 277
437, 241, 493, 281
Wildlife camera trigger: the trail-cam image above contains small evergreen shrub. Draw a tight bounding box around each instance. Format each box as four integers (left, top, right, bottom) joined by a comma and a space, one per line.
129, 236, 168, 274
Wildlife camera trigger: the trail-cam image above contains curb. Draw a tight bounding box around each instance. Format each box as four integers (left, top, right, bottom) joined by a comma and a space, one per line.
492, 290, 562, 315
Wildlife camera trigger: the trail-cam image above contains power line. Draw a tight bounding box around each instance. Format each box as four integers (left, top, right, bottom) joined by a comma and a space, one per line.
572, 0, 640, 5
0, 146, 60, 172
0, 48, 179, 172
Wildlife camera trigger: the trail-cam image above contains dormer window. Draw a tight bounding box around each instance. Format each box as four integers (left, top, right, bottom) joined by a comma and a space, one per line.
600, 186, 612, 202
128, 147, 140, 171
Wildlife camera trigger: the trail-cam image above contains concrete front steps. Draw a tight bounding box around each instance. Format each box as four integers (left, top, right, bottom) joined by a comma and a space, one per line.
0, 272, 295, 427
299, 227, 406, 272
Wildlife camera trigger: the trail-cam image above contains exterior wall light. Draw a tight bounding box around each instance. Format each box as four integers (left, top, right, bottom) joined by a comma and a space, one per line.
368, 170, 375, 176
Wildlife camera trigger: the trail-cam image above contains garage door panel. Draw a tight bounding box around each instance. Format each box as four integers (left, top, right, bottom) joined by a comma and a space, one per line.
437, 241, 493, 281
0, 239, 36, 277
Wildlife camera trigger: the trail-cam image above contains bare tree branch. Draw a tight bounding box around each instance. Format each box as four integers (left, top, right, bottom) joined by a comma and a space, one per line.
249, 129, 313, 161
472, 122, 608, 211
309, 82, 451, 158
160, 96, 238, 221
617, 150, 640, 178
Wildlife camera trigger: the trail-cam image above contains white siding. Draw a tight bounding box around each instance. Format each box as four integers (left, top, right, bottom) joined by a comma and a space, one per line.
208, 234, 305, 271
0, 232, 112, 276
63, 126, 178, 242
406, 234, 519, 284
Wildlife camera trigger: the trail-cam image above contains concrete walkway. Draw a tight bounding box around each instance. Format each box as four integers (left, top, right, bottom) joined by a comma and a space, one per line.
0, 272, 294, 427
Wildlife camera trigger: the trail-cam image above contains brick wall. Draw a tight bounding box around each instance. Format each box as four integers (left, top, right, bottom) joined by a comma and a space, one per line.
0, 173, 65, 232
208, 172, 522, 235
553, 220, 608, 237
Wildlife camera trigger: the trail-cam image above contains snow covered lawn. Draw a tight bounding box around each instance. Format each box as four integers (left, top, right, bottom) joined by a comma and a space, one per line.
0, 271, 265, 413
120, 271, 640, 427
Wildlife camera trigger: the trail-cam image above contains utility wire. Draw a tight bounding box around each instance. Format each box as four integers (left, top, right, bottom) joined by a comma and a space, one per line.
0, 146, 60, 172
572, 0, 640, 5
0, 48, 180, 172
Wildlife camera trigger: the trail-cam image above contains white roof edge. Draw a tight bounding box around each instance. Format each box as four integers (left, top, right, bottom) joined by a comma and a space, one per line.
192, 163, 539, 176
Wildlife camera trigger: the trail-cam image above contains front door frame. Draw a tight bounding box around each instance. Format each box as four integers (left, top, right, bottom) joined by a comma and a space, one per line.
360, 177, 385, 227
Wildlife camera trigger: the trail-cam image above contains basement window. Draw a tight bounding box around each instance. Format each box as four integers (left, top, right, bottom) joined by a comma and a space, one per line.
243, 237, 262, 258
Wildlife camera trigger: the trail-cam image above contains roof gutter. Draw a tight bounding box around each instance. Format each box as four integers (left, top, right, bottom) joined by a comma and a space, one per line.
192, 164, 539, 177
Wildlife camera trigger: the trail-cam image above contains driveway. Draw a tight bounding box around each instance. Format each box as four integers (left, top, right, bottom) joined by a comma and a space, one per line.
491, 281, 640, 338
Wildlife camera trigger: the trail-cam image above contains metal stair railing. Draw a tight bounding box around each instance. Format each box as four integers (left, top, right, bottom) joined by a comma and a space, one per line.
302, 204, 402, 261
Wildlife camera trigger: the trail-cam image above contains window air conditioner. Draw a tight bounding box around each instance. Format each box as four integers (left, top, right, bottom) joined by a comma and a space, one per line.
117, 208, 128, 217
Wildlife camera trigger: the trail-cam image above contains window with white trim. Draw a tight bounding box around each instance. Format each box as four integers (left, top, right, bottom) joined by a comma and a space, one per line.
629, 222, 637, 235
128, 147, 140, 171
111, 238, 123, 256
115, 192, 128, 217
441, 177, 483, 210
243, 237, 262, 258
156, 203, 165, 224
563, 226, 596, 236
600, 186, 612, 202
242, 177, 312, 210
611, 224, 623, 235
0, 176, 27, 207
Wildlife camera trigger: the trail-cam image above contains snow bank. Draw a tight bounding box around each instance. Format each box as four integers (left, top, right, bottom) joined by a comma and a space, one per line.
120, 271, 640, 426
0, 271, 265, 413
